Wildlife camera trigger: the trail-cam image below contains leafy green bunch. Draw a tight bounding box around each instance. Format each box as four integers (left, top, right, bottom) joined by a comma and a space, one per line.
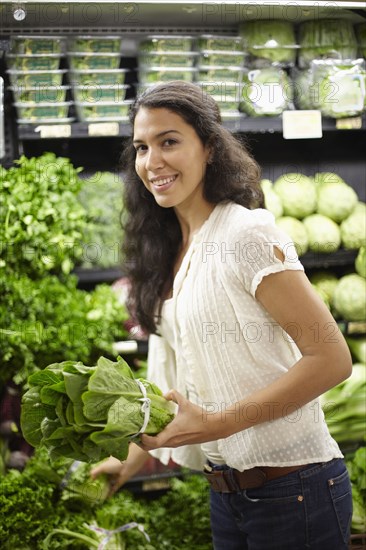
0, 273, 129, 387
346, 446, 366, 533
0, 153, 87, 276
21, 356, 175, 463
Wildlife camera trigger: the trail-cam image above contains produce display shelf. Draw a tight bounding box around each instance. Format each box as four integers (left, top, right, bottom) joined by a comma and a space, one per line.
73, 265, 124, 283
300, 249, 358, 269
16, 114, 366, 141
338, 321, 366, 336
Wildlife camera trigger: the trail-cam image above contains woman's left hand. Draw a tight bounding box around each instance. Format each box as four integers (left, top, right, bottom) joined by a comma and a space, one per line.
140, 389, 220, 450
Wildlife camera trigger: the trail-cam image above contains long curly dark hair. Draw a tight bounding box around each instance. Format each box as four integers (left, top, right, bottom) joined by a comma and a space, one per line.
120, 80, 264, 334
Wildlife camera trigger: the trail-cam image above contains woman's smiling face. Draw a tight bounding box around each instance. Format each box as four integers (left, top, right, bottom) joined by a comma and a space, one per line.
133, 107, 211, 210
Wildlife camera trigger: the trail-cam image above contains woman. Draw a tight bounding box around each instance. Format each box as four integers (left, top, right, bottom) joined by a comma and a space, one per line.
92, 81, 353, 549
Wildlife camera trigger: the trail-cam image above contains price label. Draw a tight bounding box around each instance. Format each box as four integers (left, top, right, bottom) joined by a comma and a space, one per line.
38, 124, 71, 138
282, 110, 323, 140
336, 117, 363, 130
88, 122, 120, 136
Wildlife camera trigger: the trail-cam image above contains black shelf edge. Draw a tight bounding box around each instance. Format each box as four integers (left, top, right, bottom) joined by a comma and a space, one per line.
73, 266, 124, 283
301, 248, 358, 269
16, 114, 366, 140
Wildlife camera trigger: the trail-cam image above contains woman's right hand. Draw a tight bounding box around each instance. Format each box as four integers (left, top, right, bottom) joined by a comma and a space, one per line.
90, 443, 149, 497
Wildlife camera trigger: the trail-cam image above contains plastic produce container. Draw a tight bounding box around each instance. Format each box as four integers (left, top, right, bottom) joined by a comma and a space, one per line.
197, 34, 244, 52
6, 54, 62, 71
14, 101, 72, 121
197, 80, 243, 99
9, 85, 70, 103
239, 67, 293, 116
7, 69, 67, 87
67, 35, 122, 53
67, 53, 121, 70
199, 50, 245, 67
74, 99, 133, 121
239, 20, 298, 68
356, 23, 366, 58
72, 84, 130, 102
9, 35, 66, 54
138, 51, 198, 68
197, 65, 243, 82
139, 35, 195, 52
298, 19, 358, 69
68, 69, 128, 86
138, 67, 198, 83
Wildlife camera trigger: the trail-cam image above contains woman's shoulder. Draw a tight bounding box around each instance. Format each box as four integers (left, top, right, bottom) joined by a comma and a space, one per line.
217, 202, 276, 236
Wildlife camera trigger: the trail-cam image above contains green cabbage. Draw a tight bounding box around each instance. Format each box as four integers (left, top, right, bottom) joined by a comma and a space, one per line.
239, 67, 293, 116
309, 270, 339, 303
333, 274, 366, 321
293, 69, 315, 109
356, 23, 366, 58
340, 207, 366, 249
275, 216, 308, 256
313, 172, 347, 189
303, 214, 341, 253
20, 356, 175, 463
317, 182, 358, 223
239, 20, 297, 66
311, 285, 330, 309
273, 174, 317, 219
355, 247, 366, 278
261, 179, 283, 219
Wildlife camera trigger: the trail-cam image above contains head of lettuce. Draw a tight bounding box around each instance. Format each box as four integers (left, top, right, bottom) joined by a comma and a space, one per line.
20, 356, 175, 463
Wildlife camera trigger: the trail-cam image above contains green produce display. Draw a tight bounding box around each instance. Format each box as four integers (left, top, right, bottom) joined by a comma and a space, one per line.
311, 59, 366, 119
139, 67, 197, 83
321, 362, 366, 445
0, 445, 211, 549
355, 247, 366, 278
0, 274, 129, 387
346, 336, 366, 364
273, 174, 316, 219
138, 52, 198, 67
0, 153, 86, 276
7, 69, 67, 87
309, 270, 339, 304
69, 69, 127, 86
261, 179, 283, 219
75, 101, 132, 121
303, 214, 341, 253
77, 171, 124, 268
20, 356, 175, 462
197, 66, 242, 82
276, 216, 309, 257
139, 35, 194, 52
9, 84, 70, 103
14, 101, 71, 121
345, 447, 366, 534
356, 23, 366, 58
199, 51, 245, 67
197, 34, 243, 51
67, 36, 122, 53
6, 54, 61, 71
340, 204, 366, 249
317, 182, 358, 223
293, 69, 315, 110
239, 20, 297, 66
239, 67, 293, 116
298, 19, 358, 69
68, 53, 121, 70
333, 274, 366, 322
9, 35, 65, 55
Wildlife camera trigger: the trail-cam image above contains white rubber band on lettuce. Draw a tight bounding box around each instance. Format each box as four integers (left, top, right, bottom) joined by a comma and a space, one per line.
135, 379, 151, 435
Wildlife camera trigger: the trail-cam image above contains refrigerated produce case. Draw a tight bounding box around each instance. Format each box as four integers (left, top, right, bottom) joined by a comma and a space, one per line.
0, 1, 365, 539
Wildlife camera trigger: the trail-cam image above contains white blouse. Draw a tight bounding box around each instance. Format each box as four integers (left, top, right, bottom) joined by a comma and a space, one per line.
147, 201, 343, 472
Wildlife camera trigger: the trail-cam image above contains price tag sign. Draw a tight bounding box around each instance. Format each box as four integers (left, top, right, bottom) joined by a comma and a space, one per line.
282, 110, 323, 140
37, 125, 71, 138
88, 122, 120, 137
336, 117, 363, 130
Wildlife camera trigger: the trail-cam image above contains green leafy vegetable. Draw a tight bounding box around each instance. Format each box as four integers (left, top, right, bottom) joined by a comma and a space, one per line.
21, 356, 175, 462
355, 247, 366, 279
345, 446, 366, 533
333, 274, 366, 322
239, 67, 293, 116
321, 363, 366, 445
303, 214, 341, 253
317, 182, 358, 223
341, 204, 366, 249
261, 179, 283, 219
275, 216, 309, 256
240, 20, 297, 66
273, 173, 317, 219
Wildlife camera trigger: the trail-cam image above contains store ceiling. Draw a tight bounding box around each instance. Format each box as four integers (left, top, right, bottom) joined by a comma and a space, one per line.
0, 1, 365, 34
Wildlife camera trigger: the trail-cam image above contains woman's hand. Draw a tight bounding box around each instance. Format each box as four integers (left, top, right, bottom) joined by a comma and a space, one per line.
140, 389, 222, 451
90, 443, 149, 497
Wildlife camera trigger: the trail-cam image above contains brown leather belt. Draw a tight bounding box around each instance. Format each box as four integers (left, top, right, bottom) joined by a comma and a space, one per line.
203, 464, 308, 493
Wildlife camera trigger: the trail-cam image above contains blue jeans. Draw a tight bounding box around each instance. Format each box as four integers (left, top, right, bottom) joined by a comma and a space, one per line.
210, 458, 352, 550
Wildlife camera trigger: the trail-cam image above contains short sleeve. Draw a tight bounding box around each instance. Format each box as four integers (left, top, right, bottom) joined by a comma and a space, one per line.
227, 208, 304, 298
